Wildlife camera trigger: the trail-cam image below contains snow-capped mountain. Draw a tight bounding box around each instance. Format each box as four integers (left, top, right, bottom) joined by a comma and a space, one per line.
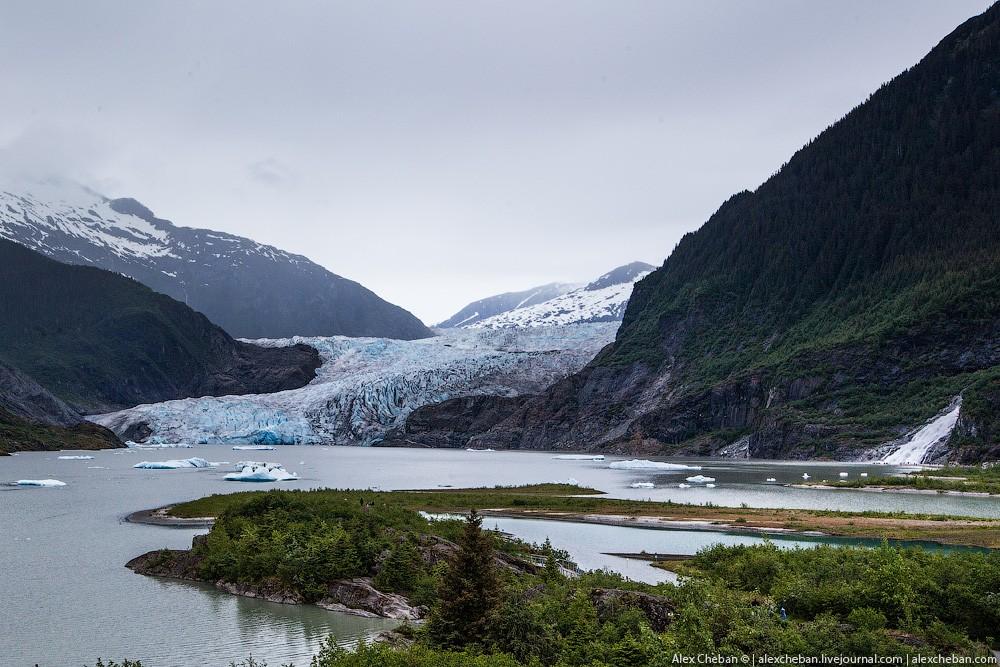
467, 262, 654, 329
0, 179, 431, 340
436, 282, 581, 328
90, 324, 617, 446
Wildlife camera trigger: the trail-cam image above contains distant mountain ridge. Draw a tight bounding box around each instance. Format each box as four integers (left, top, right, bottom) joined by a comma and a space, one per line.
436, 282, 580, 328
0, 180, 432, 340
468, 261, 654, 329
0, 238, 321, 415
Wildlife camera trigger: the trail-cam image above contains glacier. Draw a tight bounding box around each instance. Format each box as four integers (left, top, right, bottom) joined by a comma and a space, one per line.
90, 324, 616, 446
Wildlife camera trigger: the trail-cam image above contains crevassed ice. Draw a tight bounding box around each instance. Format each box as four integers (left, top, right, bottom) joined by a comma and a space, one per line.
89, 324, 617, 447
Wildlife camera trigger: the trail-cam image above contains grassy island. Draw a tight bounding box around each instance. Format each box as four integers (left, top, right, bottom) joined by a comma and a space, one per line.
123, 485, 1000, 666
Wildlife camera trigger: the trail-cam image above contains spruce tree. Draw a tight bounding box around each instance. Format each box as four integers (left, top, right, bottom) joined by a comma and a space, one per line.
428, 509, 500, 648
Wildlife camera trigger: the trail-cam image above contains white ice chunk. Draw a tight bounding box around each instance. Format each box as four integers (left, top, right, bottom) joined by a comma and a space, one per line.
57, 455, 94, 460
677, 483, 691, 489
765, 477, 778, 482
685, 475, 716, 483
802, 473, 810, 480
14, 479, 66, 487
839, 472, 849, 478
554, 454, 605, 461
224, 461, 298, 482
629, 482, 655, 489
705, 483, 716, 488
132, 457, 212, 469
609, 459, 701, 471
232, 445, 276, 451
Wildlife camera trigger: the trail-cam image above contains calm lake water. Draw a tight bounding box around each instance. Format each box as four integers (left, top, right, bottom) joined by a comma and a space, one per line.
2, 446, 998, 666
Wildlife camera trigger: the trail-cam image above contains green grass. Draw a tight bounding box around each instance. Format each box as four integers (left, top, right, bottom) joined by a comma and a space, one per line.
818, 465, 1000, 496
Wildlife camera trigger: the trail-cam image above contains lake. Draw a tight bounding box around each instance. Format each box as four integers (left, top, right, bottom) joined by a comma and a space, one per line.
2, 446, 998, 666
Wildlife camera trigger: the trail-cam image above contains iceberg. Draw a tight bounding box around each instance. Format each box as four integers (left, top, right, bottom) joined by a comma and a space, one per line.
765, 477, 778, 482
685, 475, 716, 483
132, 457, 212, 470
839, 472, 849, 478
705, 483, 716, 488
860, 472, 869, 477
609, 459, 701, 471
57, 455, 94, 460
232, 445, 276, 451
466, 448, 495, 452
14, 479, 66, 487
629, 482, 655, 489
677, 483, 691, 489
802, 473, 810, 480
554, 454, 605, 461
224, 461, 298, 482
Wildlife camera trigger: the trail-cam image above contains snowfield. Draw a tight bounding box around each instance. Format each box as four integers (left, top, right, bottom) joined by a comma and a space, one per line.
90, 324, 617, 446
469, 272, 649, 328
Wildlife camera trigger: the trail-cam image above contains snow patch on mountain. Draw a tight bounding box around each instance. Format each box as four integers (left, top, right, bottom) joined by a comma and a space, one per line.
89, 324, 617, 446
469, 265, 652, 329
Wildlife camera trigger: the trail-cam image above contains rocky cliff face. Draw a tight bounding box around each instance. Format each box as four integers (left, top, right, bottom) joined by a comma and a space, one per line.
0, 362, 122, 454
393, 6, 1000, 462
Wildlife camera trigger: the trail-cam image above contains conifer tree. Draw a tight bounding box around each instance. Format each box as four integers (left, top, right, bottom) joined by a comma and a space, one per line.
428, 509, 500, 647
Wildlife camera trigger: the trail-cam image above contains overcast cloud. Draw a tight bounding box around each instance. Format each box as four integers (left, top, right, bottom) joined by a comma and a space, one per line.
0, 1, 990, 323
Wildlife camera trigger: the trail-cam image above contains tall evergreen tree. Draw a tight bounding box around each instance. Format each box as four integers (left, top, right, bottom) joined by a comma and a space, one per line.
428, 509, 500, 648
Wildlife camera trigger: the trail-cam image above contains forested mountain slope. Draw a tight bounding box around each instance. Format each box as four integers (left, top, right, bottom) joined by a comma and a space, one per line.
0, 239, 320, 414
426, 4, 1000, 461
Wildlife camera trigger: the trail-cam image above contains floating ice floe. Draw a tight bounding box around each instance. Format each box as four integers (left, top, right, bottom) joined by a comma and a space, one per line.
13, 479, 66, 487
678, 483, 691, 489
765, 477, 778, 483
705, 484, 716, 488
609, 459, 701, 471
629, 482, 655, 489
685, 475, 716, 483
232, 445, 276, 451
224, 461, 298, 482
132, 457, 212, 470
839, 472, 849, 478
553, 454, 606, 461
802, 473, 810, 480
57, 455, 94, 460
87, 466, 106, 469
466, 448, 495, 452
860, 473, 869, 477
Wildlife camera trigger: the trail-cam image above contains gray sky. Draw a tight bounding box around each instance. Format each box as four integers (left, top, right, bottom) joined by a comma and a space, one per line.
0, 1, 991, 324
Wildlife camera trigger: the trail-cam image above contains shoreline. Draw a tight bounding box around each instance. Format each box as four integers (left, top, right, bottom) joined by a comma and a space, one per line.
791, 483, 996, 498
129, 503, 998, 549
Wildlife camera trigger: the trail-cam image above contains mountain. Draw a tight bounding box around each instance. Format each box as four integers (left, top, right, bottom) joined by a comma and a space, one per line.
0, 239, 321, 414
394, 6, 1000, 463
0, 180, 432, 340
92, 324, 617, 446
448, 262, 654, 329
437, 282, 580, 328
0, 361, 122, 454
